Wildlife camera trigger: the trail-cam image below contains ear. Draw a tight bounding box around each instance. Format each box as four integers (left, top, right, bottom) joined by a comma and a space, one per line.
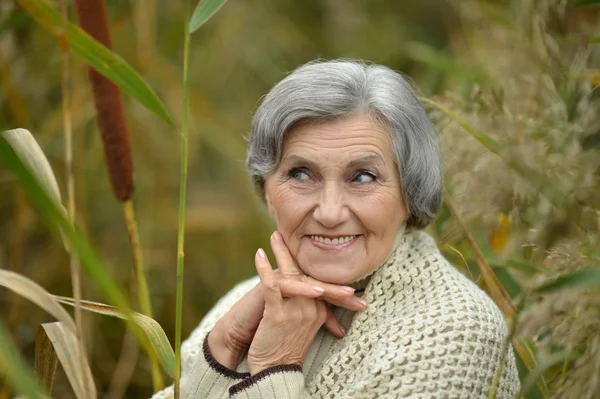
265, 191, 275, 215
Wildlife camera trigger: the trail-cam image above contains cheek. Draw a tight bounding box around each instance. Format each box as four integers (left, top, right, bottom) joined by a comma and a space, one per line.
352, 190, 406, 233
271, 187, 313, 236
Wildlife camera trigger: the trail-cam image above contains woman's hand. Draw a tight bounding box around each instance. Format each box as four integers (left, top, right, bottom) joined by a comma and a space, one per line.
208, 232, 367, 370
247, 246, 327, 374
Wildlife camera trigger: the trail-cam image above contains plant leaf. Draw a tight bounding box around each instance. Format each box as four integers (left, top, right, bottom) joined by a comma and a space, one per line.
190, 0, 228, 32
404, 42, 488, 84
516, 350, 580, 398
40, 322, 96, 399
35, 325, 59, 394
535, 267, 600, 293
421, 97, 502, 153
1, 128, 69, 249
1, 129, 60, 206
0, 134, 131, 313
54, 296, 175, 377
0, 320, 47, 398
0, 269, 77, 333
0, 133, 159, 362
15, 0, 175, 126
591, 36, 600, 43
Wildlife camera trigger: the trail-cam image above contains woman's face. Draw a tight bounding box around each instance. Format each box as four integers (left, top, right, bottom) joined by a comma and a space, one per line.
264, 114, 408, 284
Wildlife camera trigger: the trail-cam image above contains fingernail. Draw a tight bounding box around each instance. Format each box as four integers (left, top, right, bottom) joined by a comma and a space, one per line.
357, 298, 367, 308
339, 326, 346, 336
312, 286, 325, 295
341, 286, 355, 294
271, 231, 280, 242
257, 248, 266, 259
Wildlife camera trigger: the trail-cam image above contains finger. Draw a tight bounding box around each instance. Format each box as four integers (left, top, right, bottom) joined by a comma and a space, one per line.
255, 248, 282, 306
321, 295, 368, 312
279, 279, 325, 298
270, 231, 302, 278
323, 306, 346, 338
300, 277, 367, 311
304, 276, 356, 299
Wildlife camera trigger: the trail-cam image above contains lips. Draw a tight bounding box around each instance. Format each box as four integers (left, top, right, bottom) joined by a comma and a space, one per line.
309, 235, 357, 245
307, 234, 361, 251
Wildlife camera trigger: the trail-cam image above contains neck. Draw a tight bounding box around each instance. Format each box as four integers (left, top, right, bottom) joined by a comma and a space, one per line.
348, 223, 408, 289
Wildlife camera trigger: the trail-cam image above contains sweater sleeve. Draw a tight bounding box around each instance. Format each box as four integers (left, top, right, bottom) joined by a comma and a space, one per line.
151, 334, 250, 398
151, 277, 260, 399
228, 365, 311, 398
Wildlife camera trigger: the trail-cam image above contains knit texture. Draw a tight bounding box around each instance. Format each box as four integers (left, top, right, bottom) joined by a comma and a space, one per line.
152, 230, 520, 398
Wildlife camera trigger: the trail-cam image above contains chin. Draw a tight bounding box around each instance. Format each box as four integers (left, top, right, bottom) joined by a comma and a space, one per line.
297, 259, 360, 285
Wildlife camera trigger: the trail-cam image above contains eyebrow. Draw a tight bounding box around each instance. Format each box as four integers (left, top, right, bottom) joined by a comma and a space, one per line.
283, 154, 385, 168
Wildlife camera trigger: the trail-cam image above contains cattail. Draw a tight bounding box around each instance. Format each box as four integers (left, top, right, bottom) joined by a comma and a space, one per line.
74, 0, 133, 202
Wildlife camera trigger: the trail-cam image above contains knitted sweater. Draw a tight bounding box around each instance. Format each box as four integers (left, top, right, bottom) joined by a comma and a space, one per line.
153, 230, 520, 398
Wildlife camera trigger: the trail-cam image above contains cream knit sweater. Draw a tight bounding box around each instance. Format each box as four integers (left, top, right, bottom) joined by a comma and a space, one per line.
153, 230, 520, 398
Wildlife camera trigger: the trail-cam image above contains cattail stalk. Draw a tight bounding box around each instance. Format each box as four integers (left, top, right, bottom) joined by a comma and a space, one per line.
59, 1, 87, 396
175, 0, 192, 396
73, 0, 162, 390
73, 0, 133, 202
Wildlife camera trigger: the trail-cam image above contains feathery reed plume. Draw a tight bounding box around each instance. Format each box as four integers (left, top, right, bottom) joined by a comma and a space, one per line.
73, 0, 162, 390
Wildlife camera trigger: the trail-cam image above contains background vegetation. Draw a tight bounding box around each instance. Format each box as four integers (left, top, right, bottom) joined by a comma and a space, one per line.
0, 0, 599, 397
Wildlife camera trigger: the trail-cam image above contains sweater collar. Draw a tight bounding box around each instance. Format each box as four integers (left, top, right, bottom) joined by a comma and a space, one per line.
349, 223, 408, 291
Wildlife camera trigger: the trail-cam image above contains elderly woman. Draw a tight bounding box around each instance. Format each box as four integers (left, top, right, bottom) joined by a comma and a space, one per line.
154, 60, 520, 398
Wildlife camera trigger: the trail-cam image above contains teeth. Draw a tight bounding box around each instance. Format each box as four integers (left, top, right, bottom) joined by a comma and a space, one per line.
310, 235, 356, 244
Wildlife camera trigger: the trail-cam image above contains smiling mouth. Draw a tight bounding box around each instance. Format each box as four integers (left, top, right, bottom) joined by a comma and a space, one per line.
309, 235, 357, 245
306, 235, 361, 251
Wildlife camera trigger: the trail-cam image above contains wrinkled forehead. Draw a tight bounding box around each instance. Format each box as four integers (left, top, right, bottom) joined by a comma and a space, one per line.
280, 114, 395, 167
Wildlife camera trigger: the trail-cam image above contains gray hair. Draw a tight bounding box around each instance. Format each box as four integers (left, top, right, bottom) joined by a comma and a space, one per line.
245, 59, 443, 229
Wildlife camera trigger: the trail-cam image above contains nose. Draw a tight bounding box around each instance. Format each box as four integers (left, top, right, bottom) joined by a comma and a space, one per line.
313, 181, 350, 228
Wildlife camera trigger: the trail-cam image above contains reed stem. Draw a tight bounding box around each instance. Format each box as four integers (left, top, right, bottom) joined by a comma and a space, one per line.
59, 1, 87, 396
123, 200, 163, 390
123, 200, 153, 318
488, 296, 526, 399
175, 1, 192, 396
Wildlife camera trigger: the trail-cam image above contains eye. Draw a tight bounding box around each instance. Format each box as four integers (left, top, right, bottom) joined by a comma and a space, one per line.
288, 167, 311, 181
352, 171, 376, 184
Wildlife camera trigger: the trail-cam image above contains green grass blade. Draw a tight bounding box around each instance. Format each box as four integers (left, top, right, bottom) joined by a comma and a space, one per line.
404, 42, 488, 84
0, 320, 47, 398
535, 267, 600, 293
1, 128, 68, 249
15, 0, 175, 126
0, 135, 170, 380
421, 97, 502, 153
0, 135, 130, 314
516, 350, 580, 399
53, 296, 175, 377
189, 0, 228, 32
